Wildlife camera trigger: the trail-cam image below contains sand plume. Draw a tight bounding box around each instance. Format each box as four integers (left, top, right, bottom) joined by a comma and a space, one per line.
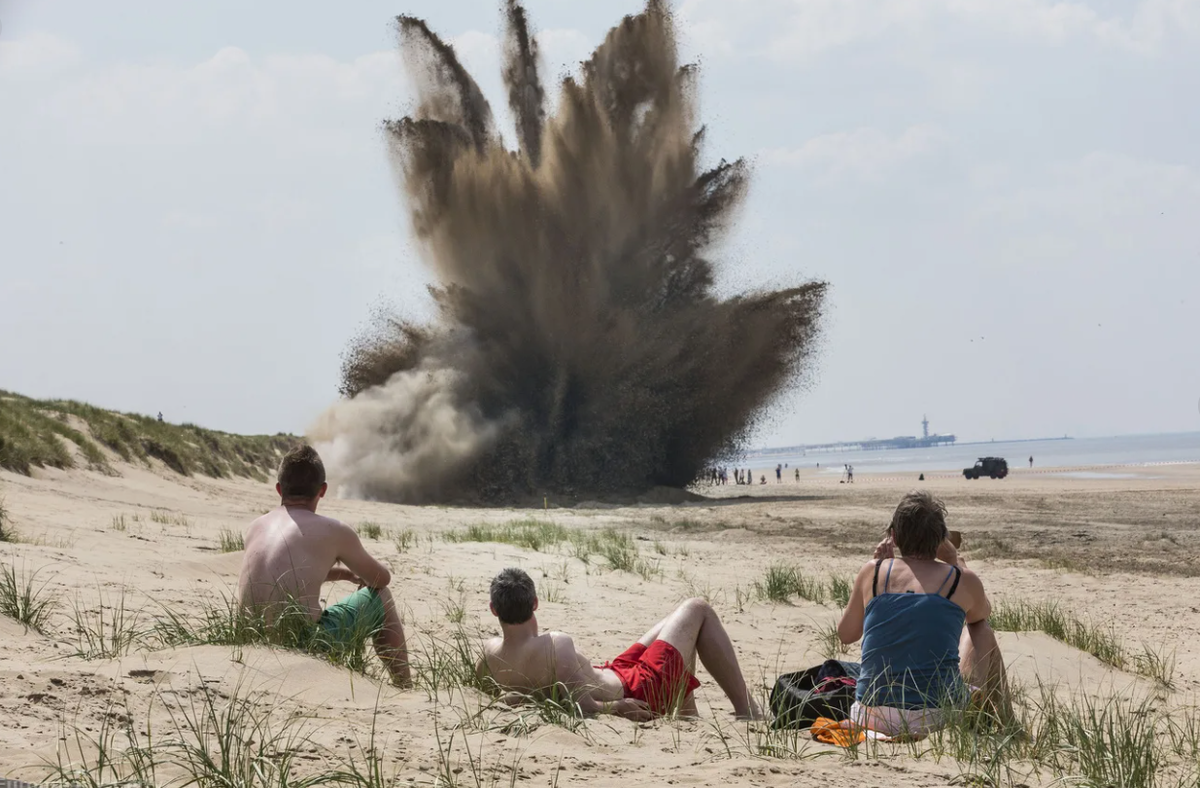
313, 1, 827, 503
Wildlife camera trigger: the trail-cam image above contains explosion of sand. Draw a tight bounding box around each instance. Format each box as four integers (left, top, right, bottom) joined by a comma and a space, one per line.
311, 0, 827, 504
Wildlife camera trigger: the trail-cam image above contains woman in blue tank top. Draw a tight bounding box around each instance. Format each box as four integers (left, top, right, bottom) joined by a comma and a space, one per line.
836, 491, 1011, 736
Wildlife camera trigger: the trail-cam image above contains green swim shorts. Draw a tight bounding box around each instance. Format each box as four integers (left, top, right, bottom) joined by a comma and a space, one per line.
315, 587, 386, 647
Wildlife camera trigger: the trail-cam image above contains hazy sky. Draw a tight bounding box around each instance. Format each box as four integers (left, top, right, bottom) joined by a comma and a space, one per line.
2, 0, 1198, 447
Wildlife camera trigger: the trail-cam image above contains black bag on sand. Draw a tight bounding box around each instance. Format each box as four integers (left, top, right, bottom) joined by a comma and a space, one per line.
770, 659, 861, 729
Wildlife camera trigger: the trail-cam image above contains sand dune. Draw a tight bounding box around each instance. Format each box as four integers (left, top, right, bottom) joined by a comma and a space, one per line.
2, 460, 1198, 784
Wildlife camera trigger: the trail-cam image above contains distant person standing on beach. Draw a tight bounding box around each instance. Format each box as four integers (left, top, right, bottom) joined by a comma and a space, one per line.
776, 464, 782, 483
1029, 456, 1033, 468
848, 465, 855, 484
795, 468, 799, 482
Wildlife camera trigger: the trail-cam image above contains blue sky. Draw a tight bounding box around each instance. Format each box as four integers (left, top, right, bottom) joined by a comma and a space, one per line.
2, 0, 1198, 446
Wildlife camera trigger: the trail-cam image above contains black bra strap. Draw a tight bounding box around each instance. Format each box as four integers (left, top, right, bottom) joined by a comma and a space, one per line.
872, 559, 882, 597
945, 566, 962, 599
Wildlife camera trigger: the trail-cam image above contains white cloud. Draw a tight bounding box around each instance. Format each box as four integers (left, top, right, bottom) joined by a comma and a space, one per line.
977, 152, 1199, 217
25, 46, 401, 149
537, 28, 593, 72
0, 31, 81, 77
678, 0, 1200, 62
763, 124, 948, 179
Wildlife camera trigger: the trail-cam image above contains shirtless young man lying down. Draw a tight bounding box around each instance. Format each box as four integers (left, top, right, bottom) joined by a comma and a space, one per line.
478, 568, 763, 720
237, 445, 410, 686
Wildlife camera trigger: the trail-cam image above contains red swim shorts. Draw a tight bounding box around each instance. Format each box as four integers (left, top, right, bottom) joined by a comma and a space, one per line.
601, 641, 701, 715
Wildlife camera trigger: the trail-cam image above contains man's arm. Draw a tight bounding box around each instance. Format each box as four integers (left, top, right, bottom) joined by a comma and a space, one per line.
334, 524, 392, 588
325, 565, 362, 585
551, 635, 653, 721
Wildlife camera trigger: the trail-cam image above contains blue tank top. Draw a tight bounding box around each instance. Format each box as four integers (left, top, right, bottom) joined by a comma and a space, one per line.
856, 560, 967, 710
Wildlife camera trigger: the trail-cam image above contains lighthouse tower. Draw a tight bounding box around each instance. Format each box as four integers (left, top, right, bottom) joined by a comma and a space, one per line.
922, 415, 930, 440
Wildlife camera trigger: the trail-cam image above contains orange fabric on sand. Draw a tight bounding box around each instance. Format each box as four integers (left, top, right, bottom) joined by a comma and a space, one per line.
810, 717, 928, 747
811, 718, 865, 747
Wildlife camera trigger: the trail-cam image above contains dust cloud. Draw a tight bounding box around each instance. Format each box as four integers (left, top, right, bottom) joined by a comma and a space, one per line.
311, 0, 827, 504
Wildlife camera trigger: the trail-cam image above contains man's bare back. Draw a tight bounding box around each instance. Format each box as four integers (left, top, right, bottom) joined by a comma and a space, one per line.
480, 630, 627, 711
481, 569, 762, 721
238, 505, 389, 622
237, 445, 411, 686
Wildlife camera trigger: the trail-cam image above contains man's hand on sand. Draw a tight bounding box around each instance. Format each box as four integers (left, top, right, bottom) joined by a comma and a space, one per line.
614, 698, 655, 722
873, 534, 895, 560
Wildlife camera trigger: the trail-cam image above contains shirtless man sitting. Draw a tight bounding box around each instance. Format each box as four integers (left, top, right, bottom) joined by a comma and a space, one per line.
478, 568, 763, 721
237, 445, 410, 686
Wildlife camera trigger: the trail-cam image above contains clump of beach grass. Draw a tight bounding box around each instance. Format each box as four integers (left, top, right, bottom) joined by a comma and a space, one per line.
539, 579, 566, 604
442, 520, 655, 578
991, 599, 1176, 687
217, 528, 244, 553
816, 621, 849, 660
754, 564, 829, 605
0, 494, 12, 542
48, 677, 348, 788
598, 529, 638, 572
393, 528, 417, 552
1131, 643, 1177, 689
444, 518, 569, 552
829, 574, 853, 608
991, 600, 1125, 668
0, 556, 58, 632
71, 588, 144, 660
410, 626, 490, 702
358, 521, 383, 540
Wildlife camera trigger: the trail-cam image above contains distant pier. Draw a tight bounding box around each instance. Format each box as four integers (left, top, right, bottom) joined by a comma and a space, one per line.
753, 434, 957, 456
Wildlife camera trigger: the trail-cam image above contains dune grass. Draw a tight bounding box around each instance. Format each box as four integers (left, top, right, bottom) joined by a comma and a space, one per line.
71, 588, 145, 660
443, 518, 570, 552
991, 600, 1125, 667
754, 564, 853, 608
46, 678, 345, 788
357, 521, 384, 541
0, 494, 10, 542
0, 557, 58, 632
0, 389, 297, 479
394, 528, 417, 552
217, 528, 245, 553
442, 519, 657, 579
989, 599, 1175, 687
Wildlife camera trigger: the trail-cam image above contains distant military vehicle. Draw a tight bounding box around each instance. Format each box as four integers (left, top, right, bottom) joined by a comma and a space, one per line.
963, 457, 1008, 479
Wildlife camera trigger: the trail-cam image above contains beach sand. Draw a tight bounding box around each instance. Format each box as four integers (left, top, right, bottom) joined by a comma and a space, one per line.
2, 459, 1197, 785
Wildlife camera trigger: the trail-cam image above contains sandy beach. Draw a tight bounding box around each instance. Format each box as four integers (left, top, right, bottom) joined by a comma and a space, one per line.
3, 456, 1198, 786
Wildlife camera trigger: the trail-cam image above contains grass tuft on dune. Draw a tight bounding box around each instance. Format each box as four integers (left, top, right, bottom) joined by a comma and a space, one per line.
0, 389, 298, 479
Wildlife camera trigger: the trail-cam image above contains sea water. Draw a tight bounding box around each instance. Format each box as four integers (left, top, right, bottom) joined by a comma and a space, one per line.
746, 432, 1200, 476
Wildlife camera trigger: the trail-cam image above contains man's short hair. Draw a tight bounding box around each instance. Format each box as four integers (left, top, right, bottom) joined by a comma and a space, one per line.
278, 444, 326, 499
490, 568, 536, 625
890, 490, 948, 560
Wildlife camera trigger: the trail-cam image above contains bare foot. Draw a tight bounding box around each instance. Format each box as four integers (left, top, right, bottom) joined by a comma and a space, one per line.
736, 702, 769, 722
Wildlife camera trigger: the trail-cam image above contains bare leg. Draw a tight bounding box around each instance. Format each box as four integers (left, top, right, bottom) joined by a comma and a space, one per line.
374, 587, 411, 687
960, 620, 1010, 722
655, 598, 762, 719
636, 617, 669, 647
